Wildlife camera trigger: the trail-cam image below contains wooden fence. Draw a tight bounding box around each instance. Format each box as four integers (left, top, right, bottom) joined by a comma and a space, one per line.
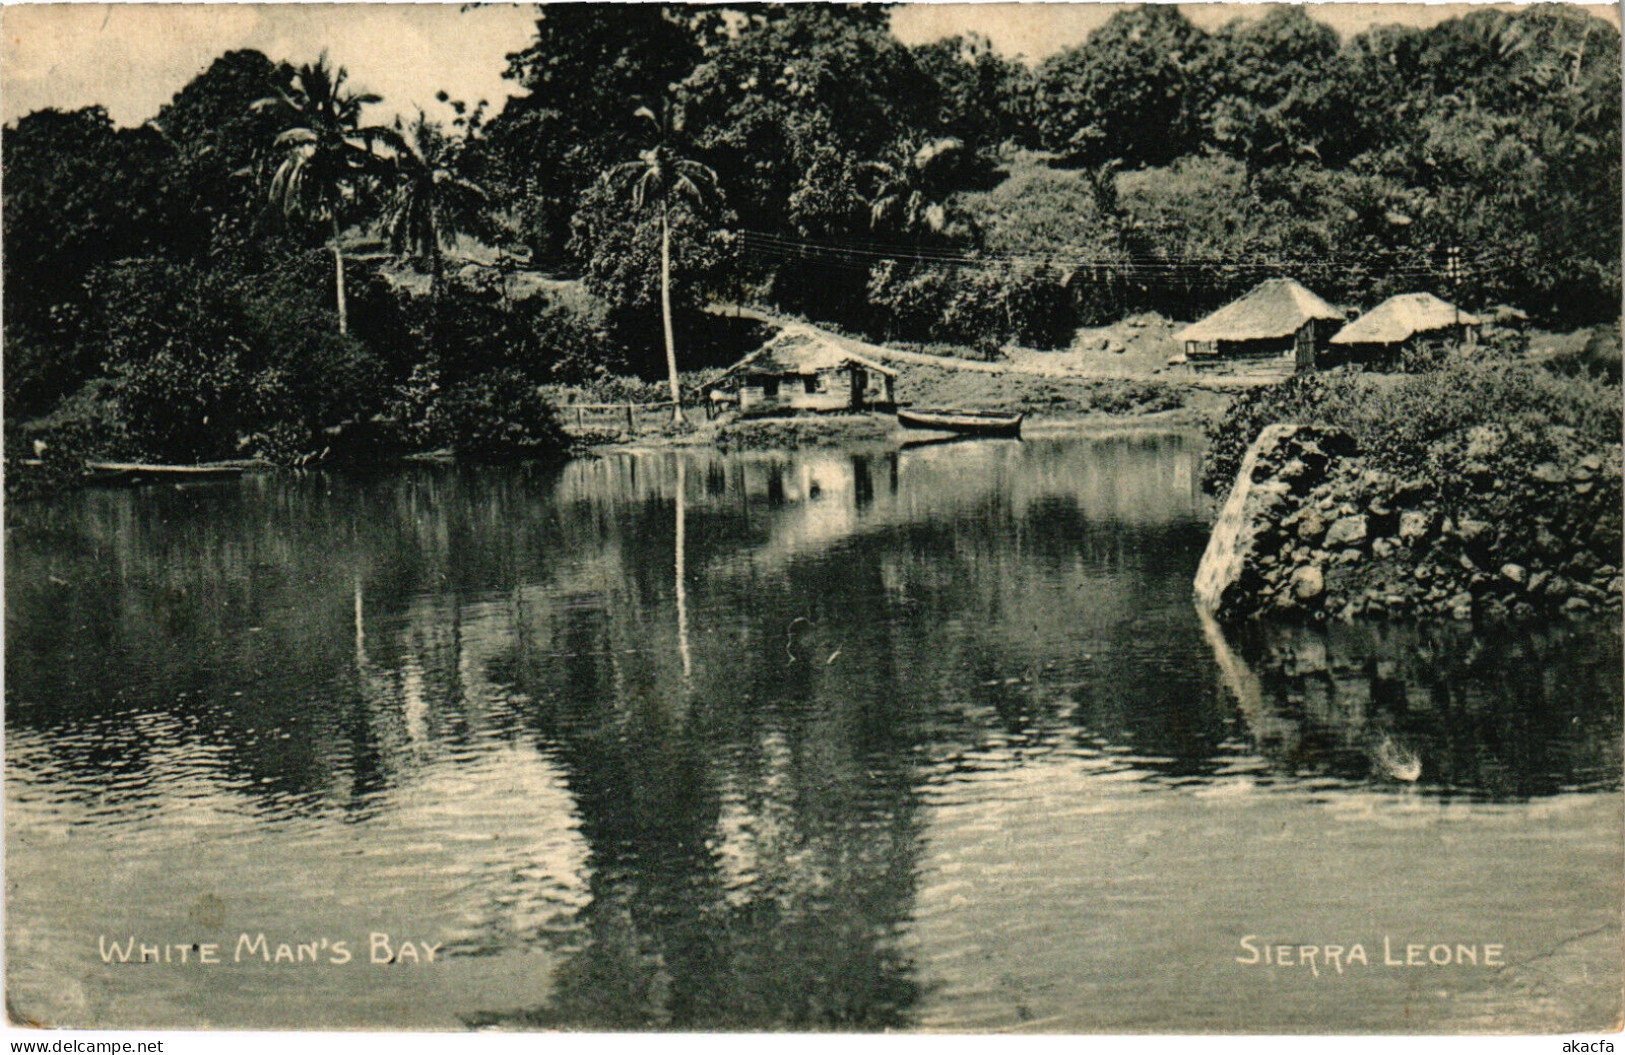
563, 400, 683, 432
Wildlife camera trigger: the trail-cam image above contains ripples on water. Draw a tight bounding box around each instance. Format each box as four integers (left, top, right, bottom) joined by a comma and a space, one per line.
6, 435, 1621, 1031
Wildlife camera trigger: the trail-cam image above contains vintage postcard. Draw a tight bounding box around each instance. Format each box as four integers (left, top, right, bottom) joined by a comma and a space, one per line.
3, 0, 1621, 1041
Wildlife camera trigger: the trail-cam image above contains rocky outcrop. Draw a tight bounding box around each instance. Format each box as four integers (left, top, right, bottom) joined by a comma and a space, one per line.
1195, 424, 1356, 619
1196, 422, 1624, 624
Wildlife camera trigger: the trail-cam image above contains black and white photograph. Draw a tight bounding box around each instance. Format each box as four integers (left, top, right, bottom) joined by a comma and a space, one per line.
2, 0, 1621, 1039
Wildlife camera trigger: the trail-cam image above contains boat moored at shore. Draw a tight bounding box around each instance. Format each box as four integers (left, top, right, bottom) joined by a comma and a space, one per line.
897, 408, 1023, 439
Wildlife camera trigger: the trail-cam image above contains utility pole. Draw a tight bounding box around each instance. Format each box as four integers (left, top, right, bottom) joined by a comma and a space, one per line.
1446, 245, 1462, 330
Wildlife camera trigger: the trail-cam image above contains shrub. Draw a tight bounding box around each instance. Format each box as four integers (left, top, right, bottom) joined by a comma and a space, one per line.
6, 380, 129, 499
71, 256, 391, 464
1203, 371, 1352, 492
1203, 358, 1623, 494
1086, 379, 1185, 415
390, 272, 625, 387
439, 368, 569, 460
112, 341, 276, 462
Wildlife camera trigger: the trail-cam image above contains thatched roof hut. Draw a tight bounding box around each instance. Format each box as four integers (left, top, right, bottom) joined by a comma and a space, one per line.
702, 325, 897, 413
1330, 293, 1481, 347
712, 326, 896, 380
1175, 278, 1344, 372
1176, 279, 1344, 346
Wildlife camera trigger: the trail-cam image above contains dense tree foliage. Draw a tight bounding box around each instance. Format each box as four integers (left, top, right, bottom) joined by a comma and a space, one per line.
682, 5, 932, 237
3, 109, 175, 419
4, 3, 1619, 474
1196, 7, 1341, 169
1035, 6, 1209, 168
484, 4, 700, 264
911, 34, 1036, 152
150, 50, 294, 260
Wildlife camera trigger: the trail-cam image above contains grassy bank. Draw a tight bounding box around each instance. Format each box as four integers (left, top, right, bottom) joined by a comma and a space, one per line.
546, 347, 1230, 456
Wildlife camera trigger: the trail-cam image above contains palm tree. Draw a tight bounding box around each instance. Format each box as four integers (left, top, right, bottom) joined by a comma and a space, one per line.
607, 106, 718, 426
383, 111, 491, 297
860, 137, 971, 242
257, 55, 397, 334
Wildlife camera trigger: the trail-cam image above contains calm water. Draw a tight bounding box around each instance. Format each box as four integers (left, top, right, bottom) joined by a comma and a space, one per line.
6, 434, 1621, 1031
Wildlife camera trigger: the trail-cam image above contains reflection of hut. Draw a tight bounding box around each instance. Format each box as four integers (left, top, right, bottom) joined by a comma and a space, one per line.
701, 325, 898, 415
1175, 278, 1344, 374
1329, 293, 1481, 368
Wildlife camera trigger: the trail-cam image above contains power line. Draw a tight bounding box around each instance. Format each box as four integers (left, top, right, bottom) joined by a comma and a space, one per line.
734, 206, 1615, 289
735, 231, 1507, 288
738, 230, 1483, 271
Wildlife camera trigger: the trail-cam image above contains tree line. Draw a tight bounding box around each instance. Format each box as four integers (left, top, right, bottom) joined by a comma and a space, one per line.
4, 3, 1619, 466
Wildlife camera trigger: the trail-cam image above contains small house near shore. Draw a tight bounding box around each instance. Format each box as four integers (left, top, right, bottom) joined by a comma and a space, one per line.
701, 325, 898, 415
1175, 278, 1344, 373
1328, 293, 1480, 367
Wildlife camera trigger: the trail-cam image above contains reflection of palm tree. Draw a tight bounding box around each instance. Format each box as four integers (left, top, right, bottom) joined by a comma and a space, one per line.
608, 106, 719, 425
354, 574, 367, 664
469, 508, 931, 1028
675, 457, 692, 680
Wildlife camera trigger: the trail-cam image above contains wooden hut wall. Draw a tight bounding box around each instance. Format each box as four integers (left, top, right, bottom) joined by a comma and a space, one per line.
1216, 336, 1297, 359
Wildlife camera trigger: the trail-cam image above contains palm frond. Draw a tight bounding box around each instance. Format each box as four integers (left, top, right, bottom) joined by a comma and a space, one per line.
274, 127, 319, 147
438, 175, 489, 202
359, 125, 411, 157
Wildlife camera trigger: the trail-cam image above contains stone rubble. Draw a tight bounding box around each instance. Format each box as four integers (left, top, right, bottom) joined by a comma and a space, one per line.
1195, 423, 1624, 624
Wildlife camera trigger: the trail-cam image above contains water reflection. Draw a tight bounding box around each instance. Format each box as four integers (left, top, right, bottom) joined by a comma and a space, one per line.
1201, 611, 1623, 800
6, 434, 1620, 1030
675, 458, 691, 681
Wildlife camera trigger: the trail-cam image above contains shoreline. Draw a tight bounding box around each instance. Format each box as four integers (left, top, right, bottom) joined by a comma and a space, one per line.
576, 403, 1216, 459
4, 403, 1219, 500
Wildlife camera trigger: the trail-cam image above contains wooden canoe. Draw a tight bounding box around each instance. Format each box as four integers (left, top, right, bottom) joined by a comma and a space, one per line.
84, 461, 250, 483
897, 408, 1023, 438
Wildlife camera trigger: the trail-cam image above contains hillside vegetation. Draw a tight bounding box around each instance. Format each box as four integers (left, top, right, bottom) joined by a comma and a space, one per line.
4, 4, 1618, 480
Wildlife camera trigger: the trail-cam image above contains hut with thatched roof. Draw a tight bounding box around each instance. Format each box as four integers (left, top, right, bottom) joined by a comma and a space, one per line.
700, 325, 898, 415
1175, 278, 1345, 373
1329, 293, 1480, 367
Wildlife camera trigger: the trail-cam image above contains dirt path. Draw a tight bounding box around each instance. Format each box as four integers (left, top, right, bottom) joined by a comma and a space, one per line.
720, 305, 1290, 389
727, 306, 1025, 374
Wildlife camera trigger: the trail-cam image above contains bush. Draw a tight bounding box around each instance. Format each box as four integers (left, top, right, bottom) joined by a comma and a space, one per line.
112, 341, 277, 462
1203, 358, 1623, 495
69, 256, 392, 464
1086, 379, 1185, 415
1203, 370, 1356, 493
865, 258, 1078, 350
389, 271, 625, 387
439, 368, 569, 460
5, 380, 129, 499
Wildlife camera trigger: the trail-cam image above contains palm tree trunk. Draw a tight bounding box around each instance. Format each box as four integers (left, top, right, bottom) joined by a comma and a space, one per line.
331, 216, 349, 336
660, 201, 684, 426
498, 244, 511, 315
